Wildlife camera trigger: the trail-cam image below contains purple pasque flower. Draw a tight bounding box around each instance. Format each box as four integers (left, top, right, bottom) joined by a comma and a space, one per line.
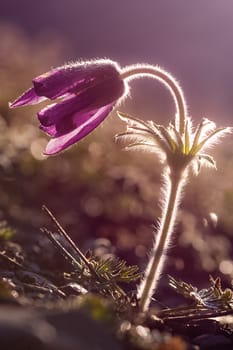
10, 60, 125, 155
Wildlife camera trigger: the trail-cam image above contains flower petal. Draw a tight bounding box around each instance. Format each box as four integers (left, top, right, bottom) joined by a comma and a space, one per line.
44, 104, 113, 155
40, 108, 98, 137
10, 87, 46, 107
33, 61, 123, 99
38, 94, 83, 126
38, 75, 124, 126
39, 124, 57, 137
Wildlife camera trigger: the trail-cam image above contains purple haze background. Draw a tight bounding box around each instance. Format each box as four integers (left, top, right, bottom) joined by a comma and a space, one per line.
1, 0, 233, 124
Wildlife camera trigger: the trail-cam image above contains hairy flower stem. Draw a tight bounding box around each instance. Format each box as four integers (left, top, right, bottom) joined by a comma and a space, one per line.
121, 65, 188, 311
121, 65, 187, 134
137, 168, 187, 312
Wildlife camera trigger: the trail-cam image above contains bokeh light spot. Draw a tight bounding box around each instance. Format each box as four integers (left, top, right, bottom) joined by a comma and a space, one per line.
30, 137, 48, 160
219, 260, 233, 276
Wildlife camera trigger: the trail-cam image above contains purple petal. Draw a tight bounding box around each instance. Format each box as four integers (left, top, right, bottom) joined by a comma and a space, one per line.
44, 104, 113, 155
10, 87, 46, 108
38, 74, 124, 127
33, 67, 85, 99
38, 94, 88, 126
39, 124, 57, 136
33, 61, 123, 100
40, 108, 98, 137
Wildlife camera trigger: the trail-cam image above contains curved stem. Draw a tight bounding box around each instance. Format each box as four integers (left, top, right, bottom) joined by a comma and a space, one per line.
121, 65, 187, 135
137, 169, 186, 312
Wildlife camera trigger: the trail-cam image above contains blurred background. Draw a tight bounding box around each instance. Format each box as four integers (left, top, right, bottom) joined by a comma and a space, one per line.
0, 0, 232, 299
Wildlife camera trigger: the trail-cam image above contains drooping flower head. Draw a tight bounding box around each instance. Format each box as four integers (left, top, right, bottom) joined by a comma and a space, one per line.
10, 60, 126, 155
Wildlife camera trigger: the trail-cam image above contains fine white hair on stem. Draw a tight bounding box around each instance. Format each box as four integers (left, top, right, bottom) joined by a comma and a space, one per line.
198, 126, 232, 153
137, 167, 188, 311
120, 64, 188, 134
